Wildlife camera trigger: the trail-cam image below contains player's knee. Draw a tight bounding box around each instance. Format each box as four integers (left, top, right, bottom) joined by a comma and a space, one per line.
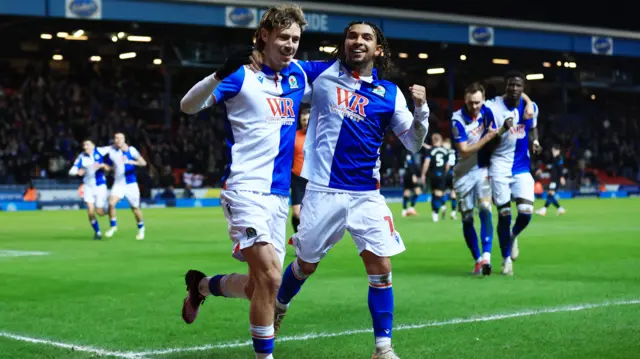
462, 211, 474, 224
548, 190, 555, 196
478, 201, 492, 212
297, 259, 318, 276
497, 203, 511, 216
517, 203, 534, 214
403, 189, 411, 197
361, 251, 392, 274
254, 266, 282, 294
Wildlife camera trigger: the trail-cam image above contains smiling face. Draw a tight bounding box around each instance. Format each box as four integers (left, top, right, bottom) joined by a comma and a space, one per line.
261, 23, 301, 71
343, 23, 382, 68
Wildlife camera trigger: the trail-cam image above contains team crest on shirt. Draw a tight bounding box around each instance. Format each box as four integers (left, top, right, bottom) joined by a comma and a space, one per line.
288, 76, 299, 89
372, 85, 386, 98
331, 86, 369, 122
257, 75, 264, 83
451, 124, 460, 138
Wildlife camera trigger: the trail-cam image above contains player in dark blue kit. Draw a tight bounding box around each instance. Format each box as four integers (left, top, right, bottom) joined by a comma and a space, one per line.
421, 133, 449, 222
401, 153, 422, 217
536, 144, 567, 216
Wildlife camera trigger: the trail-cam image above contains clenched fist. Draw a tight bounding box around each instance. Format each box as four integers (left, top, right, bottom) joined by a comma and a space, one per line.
409, 85, 426, 107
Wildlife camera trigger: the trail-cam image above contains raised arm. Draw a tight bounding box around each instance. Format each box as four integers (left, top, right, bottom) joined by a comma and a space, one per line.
391, 85, 430, 153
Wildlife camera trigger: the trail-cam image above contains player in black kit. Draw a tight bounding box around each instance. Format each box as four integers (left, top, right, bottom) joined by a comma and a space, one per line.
536, 144, 567, 216
401, 153, 422, 217
421, 133, 449, 222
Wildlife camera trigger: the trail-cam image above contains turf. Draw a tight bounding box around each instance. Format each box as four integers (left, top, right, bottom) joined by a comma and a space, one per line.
1, 198, 639, 358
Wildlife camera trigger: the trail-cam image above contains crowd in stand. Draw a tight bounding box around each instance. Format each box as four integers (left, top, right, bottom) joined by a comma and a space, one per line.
1, 63, 639, 193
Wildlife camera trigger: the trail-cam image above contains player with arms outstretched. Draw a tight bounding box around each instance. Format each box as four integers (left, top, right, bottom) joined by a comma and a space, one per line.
101, 132, 147, 240
269, 21, 429, 359
536, 144, 566, 216
68, 139, 111, 240
179, 5, 309, 359
486, 71, 542, 275
421, 133, 449, 222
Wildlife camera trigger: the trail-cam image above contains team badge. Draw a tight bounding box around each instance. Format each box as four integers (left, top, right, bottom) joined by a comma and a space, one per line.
288, 76, 299, 89
257, 75, 264, 83
246, 227, 257, 238
372, 85, 386, 97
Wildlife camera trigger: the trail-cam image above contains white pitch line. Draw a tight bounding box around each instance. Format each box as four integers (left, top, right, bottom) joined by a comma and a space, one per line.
0, 250, 50, 257
0, 332, 149, 359
136, 298, 640, 356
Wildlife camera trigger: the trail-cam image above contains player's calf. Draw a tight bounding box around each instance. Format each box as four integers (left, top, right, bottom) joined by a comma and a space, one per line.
497, 203, 512, 260
275, 258, 314, 337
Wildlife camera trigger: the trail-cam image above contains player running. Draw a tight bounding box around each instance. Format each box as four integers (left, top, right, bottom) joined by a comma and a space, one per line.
291, 104, 310, 232
270, 21, 429, 359
179, 5, 309, 359
486, 71, 541, 275
68, 139, 111, 240
421, 133, 449, 222
101, 132, 147, 240
536, 144, 566, 216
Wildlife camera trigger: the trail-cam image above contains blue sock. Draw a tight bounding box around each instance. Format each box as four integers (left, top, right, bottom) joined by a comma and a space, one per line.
90, 219, 101, 234
431, 195, 442, 213
462, 218, 481, 260
551, 196, 560, 208
250, 324, 274, 356
479, 209, 493, 254
277, 260, 308, 305
512, 213, 532, 237
208, 274, 226, 297
451, 198, 457, 211
497, 213, 512, 258
110, 217, 117, 227
368, 273, 394, 348
410, 193, 417, 207
137, 221, 144, 229
402, 196, 408, 209
544, 195, 552, 208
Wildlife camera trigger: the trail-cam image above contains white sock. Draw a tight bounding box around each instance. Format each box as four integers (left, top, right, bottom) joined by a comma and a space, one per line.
375, 336, 391, 348
482, 252, 491, 262
255, 354, 273, 359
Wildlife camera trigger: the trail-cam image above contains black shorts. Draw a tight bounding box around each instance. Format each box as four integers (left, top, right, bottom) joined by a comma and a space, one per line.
429, 175, 446, 192
291, 173, 308, 206
403, 176, 418, 190
446, 173, 454, 189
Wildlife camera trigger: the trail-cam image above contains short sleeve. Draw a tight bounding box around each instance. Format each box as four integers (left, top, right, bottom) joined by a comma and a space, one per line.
451, 120, 468, 143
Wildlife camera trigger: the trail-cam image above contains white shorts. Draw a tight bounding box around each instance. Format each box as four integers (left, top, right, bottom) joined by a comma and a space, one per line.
220, 190, 289, 266
491, 172, 535, 206
83, 184, 107, 209
454, 168, 491, 213
291, 190, 405, 263
110, 183, 141, 208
